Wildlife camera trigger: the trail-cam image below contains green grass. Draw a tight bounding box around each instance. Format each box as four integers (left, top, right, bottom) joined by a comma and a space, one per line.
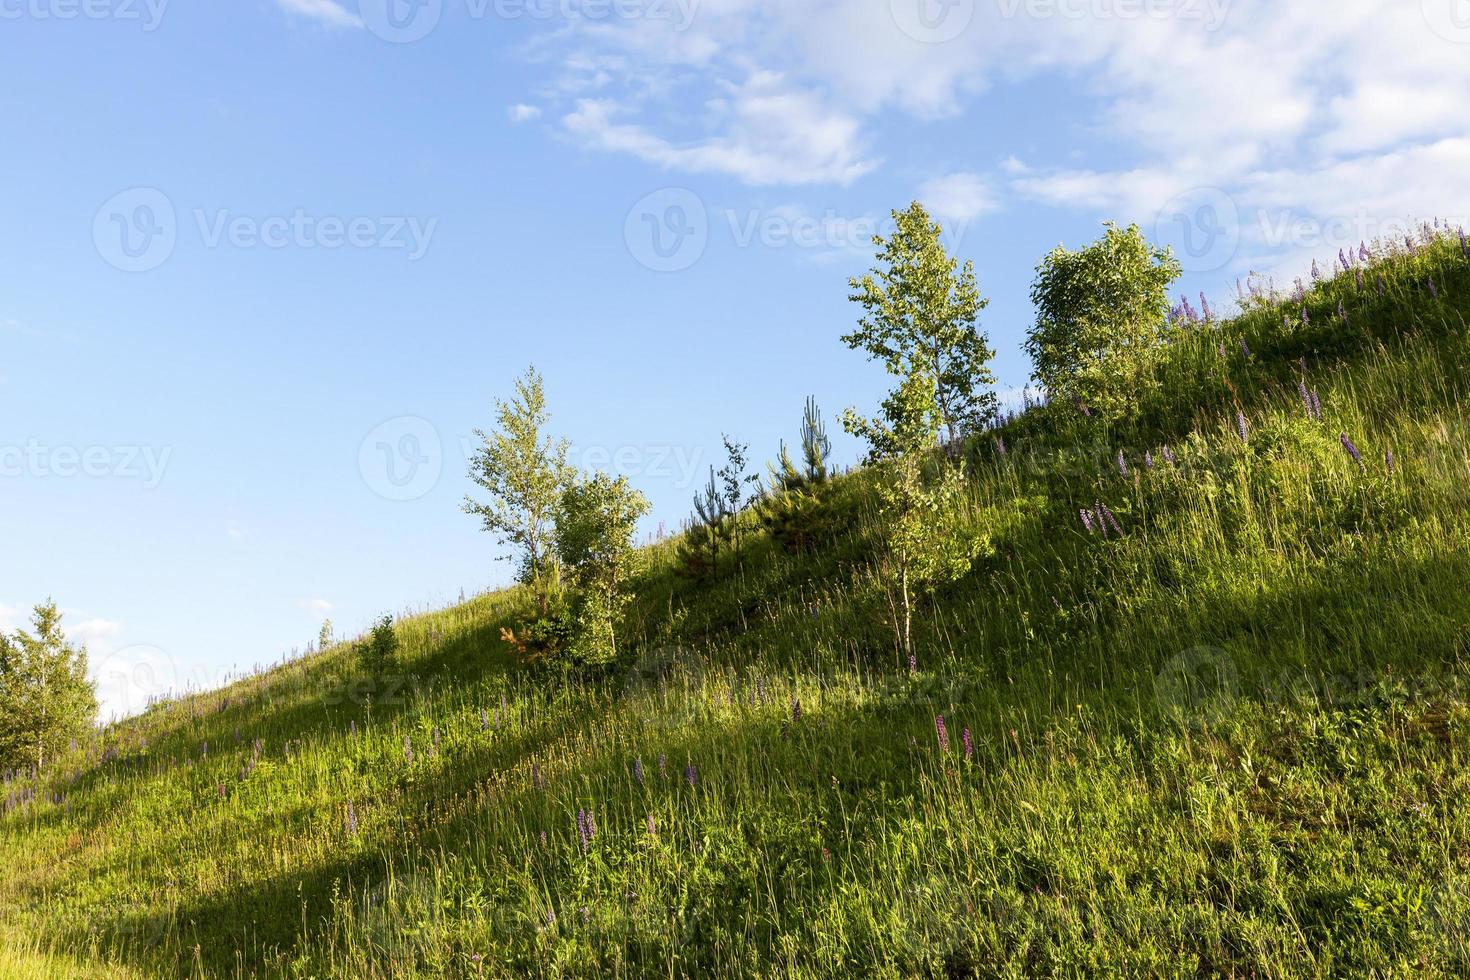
5, 231, 1470, 977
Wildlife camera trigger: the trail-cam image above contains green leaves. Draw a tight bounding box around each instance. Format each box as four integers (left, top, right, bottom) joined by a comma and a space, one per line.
843, 202, 998, 452
555, 473, 651, 665
1026, 223, 1182, 424
0, 600, 98, 771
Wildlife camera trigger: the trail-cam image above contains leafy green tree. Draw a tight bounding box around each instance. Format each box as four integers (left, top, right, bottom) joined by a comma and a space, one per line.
1025, 223, 1182, 423
555, 473, 651, 665
356, 615, 399, 677
844, 201, 998, 452
464, 366, 575, 615
717, 435, 761, 552
0, 601, 98, 771
846, 367, 983, 666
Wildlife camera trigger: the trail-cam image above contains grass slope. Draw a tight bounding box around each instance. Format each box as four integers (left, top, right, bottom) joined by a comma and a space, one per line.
5, 231, 1470, 978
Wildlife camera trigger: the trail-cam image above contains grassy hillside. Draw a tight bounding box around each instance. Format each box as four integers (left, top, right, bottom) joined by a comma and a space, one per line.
5, 229, 1470, 978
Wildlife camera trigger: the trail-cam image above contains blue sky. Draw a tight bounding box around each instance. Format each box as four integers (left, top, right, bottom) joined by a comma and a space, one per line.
4, 0, 1468, 718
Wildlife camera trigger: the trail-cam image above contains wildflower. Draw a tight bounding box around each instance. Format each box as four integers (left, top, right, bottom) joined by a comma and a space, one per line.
1162, 445, 1176, 466
1359, 243, 1371, 263
646, 814, 657, 836
1117, 451, 1129, 477
1311, 259, 1322, 282
576, 809, 595, 851
480, 709, 489, 732
935, 715, 950, 753
962, 728, 974, 761
1386, 449, 1396, 474
791, 697, 802, 723
403, 735, 413, 765
1200, 293, 1213, 321
1099, 501, 1124, 536
908, 650, 917, 674
1310, 390, 1322, 421
1301, 306, 1310, 327
1236, 410, 1249, 444
1339, 248, 1350, 272
684, 762, 698, 788
1239, 339, 1251, 358
1298, 379, 1313, 418
1405, 235, 1417, 255
346, 801, 358, 836
1355, 269, 1364, 291
1144, 450, 1154, 471
658, 753, 667, 776
1340, 433, 1365, 469
1080, 509, 1096, 533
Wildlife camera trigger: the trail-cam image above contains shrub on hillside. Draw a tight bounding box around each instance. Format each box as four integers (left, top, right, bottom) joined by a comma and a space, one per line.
356, 615, 400, 677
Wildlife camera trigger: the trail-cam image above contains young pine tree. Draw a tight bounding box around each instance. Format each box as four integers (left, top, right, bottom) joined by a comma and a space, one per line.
1025, 223, 1182, 424
0, 601, 98, 771
844, 201, 998, 453
463, 366, 575, 616
761, 398, 834, 554
555, 473, 650, 666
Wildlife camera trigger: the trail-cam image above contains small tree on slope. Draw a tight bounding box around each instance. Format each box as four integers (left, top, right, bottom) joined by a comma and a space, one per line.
844, 201, 998, 454
555, 473, 650, 666
463, 366, 574, 616
0, 601, 98, 771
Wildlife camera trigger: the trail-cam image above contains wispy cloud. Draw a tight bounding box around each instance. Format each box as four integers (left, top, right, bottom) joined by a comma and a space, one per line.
298, 598, 334, 614
276, 0, 362, 30
508, 103, 543, 123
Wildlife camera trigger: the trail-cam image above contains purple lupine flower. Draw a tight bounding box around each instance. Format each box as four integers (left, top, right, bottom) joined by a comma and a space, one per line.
1117, 451, 1129, 477
791, 697, 802, 723
480, 709, 489, 732
646, 814, 658, 836
1298, 379, 1313, 418
1080, 509, 1097, 534
1339, 248, 1350, 272
1144, 450, 1154, 471
962, 728, 974, 761
935, 715, 950, 753
1359, 242, 1371, 263
633, 758, 645, 785
1385, 450, 1396, 473
403, 735, 413, 765
1338, 300, 1348, 323
1311, 259, 1322, 282
684, 762, 698, 788
1200, 293, 1213, 321
1236, 410, 1249, 444
1310, 390, 1322, 422
908, 649, 918, 674
1301, 306, 1310, 327
1284, 314, 1292, 331
1406, 235, 1417, 255
1099, 501, 1124, 536
658, 753, 667, 776
346, 801, 358, 836
1093, 502, 1109, 539
1340, 433, 1365, 469
576, 808, 595, 851
432, 728, 440, 755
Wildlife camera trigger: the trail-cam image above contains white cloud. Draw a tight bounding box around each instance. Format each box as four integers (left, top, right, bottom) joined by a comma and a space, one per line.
276, 0, 362, 29
298, 598, 334, 614
562, 76, 877, 186
508, 104, 543, 123
917, 172, 999, 224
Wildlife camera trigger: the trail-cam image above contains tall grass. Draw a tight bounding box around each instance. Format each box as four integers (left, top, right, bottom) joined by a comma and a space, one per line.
3, 229, 1470, 977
